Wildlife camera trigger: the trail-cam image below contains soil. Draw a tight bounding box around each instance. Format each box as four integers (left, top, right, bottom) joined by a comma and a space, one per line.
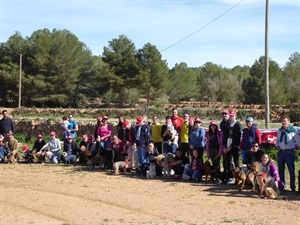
0, 163, 299, 225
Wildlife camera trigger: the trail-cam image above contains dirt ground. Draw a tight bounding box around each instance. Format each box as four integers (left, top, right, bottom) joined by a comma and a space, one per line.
0, 163, 299, 225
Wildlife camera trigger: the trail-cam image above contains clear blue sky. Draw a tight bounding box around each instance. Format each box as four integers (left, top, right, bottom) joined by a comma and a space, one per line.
0, 0, 299, 69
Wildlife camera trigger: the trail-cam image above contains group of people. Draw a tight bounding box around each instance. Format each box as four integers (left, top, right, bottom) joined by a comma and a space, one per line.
0, 108, 299, 192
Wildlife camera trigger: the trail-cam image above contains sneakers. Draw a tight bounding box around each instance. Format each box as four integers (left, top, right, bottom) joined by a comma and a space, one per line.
227, 178, 236, 184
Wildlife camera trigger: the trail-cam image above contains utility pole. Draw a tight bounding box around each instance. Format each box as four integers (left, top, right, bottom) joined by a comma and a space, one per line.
18, 54, 22, 108
264, 0, 270, 129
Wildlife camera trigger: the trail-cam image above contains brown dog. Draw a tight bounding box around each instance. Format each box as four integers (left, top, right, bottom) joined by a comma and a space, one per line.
232, 165, 255, 191
252, 162, 279, 199
203, 160, 213, 182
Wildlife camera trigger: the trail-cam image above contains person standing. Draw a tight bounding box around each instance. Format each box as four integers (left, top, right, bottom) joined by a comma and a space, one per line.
171, 108, 184, 131
180, 113, 192, 158
161, 116, 178, 153
206, 121, 223, 175
0, 110, 15, 137
275, 116, 300, 191
222, 109, 242, 184
68, 114, 79, 139
150, 116, 162, 154
188, 118, 205, 162
240, 116, 261, 162
133, 116, 150, 171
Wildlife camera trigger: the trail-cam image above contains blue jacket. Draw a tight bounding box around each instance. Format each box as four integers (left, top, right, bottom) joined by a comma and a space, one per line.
189, 127, 205, 148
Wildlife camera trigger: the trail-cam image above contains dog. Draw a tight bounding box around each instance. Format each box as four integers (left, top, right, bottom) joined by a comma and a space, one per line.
86, 151, 102, 168
146, 163, 156, 179
182, 164, 190, 180
203, 160, 214, 182
252, 162, 280, 199
232, 165, 255, 191
113, 159, 130, 175
77, 146, 92, 165
155, 153, 174, 177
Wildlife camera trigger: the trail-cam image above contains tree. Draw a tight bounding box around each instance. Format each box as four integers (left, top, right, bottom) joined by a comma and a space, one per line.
136, 43, 169, 107
102, 35, 139, 105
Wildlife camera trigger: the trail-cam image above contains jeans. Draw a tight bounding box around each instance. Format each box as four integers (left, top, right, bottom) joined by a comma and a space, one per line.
184, 168, 202, 180
277, 149, 296, 191
223, 146, 240, 179
45, 151, 60, 164
137, 146, 147, 168
163, 142, 177, 153
100, 139, 111, 149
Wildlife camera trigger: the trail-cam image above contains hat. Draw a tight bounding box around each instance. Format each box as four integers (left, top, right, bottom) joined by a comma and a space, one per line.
189, 117, 195, 122
229, 109, 237, 116
82, 134, 87, 139
136, 116, 144, 125
50, 131, 56, 136
222, 110, 229, 114
67, 135, 73, 139
22, 145, 29, 152
122, 120, 130, 129
37, 134, 43, 138
6, 131, 13, 136
245, 116, 253, 122
102, 116, 108, 120
88, 135, 93, 140
194, 118, 202, 123
210, 121, 217, 126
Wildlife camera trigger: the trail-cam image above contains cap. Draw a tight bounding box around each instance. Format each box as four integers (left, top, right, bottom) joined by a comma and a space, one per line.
246, 116, 253, 122
136, 116, 144, 125
194, 118, 202, 123
222, 110, 229, 114
122, 120, 130, 128
189, 117, 195, 122
82, 134, 87, 139
67, 135, 73, 139
37, 134, 43, 138
22, 145, 29, 152
6, 131, 13, 136
229, 109, 237, 116
50, 131, 56, 136
210, 121, 217, 126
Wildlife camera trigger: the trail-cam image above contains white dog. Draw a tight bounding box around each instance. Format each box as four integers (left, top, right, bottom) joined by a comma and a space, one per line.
182, 164, 190, 180
113, 159, 129, 175
146, 163, 156, 179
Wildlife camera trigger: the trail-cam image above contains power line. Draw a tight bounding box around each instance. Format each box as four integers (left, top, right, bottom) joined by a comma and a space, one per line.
160, 0, 245, 52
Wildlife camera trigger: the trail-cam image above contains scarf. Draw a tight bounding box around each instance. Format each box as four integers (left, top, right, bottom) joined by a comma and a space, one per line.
279, 125, 297, 144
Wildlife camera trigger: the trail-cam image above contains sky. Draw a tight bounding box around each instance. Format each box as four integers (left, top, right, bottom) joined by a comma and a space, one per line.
0, 0, 299, 69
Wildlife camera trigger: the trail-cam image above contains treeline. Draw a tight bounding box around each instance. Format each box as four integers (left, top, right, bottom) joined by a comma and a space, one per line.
0, 28, 299, 108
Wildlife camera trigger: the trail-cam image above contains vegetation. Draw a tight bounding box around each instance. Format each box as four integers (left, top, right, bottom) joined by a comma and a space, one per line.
0, 29, 300, 108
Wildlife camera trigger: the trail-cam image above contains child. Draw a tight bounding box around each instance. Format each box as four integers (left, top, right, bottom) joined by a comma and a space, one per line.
183, 149, 204, 181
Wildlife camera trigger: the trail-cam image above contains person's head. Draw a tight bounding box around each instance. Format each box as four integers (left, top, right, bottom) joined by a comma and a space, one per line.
143, 114, 148, 122
192, 149, 198, 159
122, 119, 130, 129
245, 116, 254, 129
194, 118, 202, 127
82, 134, 88, 142
189, 117, 195, 127
228, 109, 237, 122
147, 142, 155, 152
6, 130, 13, 139
251, 141, 259, 152
209, 121, 218, 134
281, 116, 291, 129
88, 135, 94, 143
112, 135, 119, 144
102, 116, 108, 124
136, 116, 144, 126
222, 110, 229, 121
2, 110, 8, 118
67, 135, 73, 143
165, 116, 172, 126
37, 134, 43, 141
183, 112, 189, 122
50, 131, 56, 139
62, 116, 68, 121
261, 153, 270, 165
152, 115, 158, 124
68, 114, 74, 121
118, 116, 125, 124
175, 148, 183, 158
171, 108, 178, 118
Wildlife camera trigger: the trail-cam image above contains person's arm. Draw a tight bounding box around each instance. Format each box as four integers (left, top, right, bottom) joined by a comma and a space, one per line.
40, 142, 49, 151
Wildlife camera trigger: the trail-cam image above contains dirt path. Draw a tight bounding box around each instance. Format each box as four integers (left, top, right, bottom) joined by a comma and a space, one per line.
0, 164, 299, 225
